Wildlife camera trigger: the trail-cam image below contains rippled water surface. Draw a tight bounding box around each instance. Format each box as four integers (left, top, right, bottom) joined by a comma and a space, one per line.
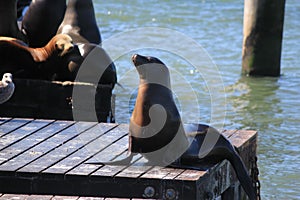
93, 0, 300, 199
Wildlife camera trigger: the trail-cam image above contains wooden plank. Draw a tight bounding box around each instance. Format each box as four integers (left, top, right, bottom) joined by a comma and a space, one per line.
175, 169, 206, 181
0, 119, 53, 151
0, 120, 74, 167
0, 194, 28, 199
140, 166, 169, 179
141, 166, 188, 180
51, 196, 79, 200
222, 130, 237, 138
162, 168, 185, 180
0, 195, 138, 200
18, 123, 115, 173
0, 195, 136, 200
68, 134, 129, 176
91, 152, 142, 177
1, 122, 95, 172
0, 118, 11, 125
24, 195, 53, 200
115, 157, 153, 178
0, 118, 32, 137
43, 124, 127, 174
229, 130, 257, 149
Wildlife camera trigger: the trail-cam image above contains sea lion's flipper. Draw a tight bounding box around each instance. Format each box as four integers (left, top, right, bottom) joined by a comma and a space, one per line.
226, 148, 256, 200
85, 153, 134, 166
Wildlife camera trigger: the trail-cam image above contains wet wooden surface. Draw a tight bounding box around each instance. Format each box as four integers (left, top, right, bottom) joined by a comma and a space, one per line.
0, 118, 257, 199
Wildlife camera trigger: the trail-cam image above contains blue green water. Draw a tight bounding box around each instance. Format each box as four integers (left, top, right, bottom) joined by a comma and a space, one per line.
93, 0, 300, 199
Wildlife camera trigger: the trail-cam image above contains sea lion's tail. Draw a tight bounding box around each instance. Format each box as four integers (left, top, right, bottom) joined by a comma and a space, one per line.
226, 146, 256, 200
85, 153, 134, 166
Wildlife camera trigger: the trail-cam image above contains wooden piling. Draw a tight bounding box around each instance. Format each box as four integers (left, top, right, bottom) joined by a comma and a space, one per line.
242, 0, 286, 76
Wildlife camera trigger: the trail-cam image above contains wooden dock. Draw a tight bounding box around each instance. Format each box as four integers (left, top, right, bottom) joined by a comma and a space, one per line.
0, 118, 257, 199
0, 79, 115, 123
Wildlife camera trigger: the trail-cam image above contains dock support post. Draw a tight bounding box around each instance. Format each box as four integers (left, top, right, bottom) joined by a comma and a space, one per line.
242, 0, 286, 76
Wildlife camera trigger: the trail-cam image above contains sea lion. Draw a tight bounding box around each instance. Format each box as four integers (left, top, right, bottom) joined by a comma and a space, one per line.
57, 0, 101, 44
0, 34, 74, 79
87, 54, 190, 165
87, 54, 256, 200
51, 43, 117, 87
0, 0, 26, 41
128, 54, 189, 165
0, 73, 15, 104
21, 0, 66, 47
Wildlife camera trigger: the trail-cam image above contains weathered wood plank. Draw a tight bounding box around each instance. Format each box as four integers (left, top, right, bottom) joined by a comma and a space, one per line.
1, 122, 96, 172
115, 157, 153, 178
0, 195, 139, 200
0, 119, 53, 151
0, 118, 11, 125
0, 195, 140, 200
91, 152, 142, 177
18, 123, 117, 173
51, 196, 79, 200
68, 134, 129, 176
44, 124, 128, 174
230, 130, 257, 149
222, 129, 237, 138
140, 166, 169, 179
175, 169, 206, 181
0, 121, 74, 166
0, 194, 28, 199
24, 195, 54, 200
162, 168, 185, 180
0, 118, 32, 138
79, 198, 104, 200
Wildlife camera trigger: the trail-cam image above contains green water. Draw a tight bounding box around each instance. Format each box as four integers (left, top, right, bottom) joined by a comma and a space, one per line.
93, 0, 300, 199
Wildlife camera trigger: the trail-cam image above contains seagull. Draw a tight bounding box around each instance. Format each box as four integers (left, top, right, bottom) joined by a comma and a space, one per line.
0, 73, 15, 104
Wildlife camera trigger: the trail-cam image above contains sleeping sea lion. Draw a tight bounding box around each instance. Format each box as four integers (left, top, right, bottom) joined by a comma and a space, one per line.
51, 43, 117, 87
54, 0, 114, 85
0, 34, 74, 79
57, 0, 101, 44
0, 0, 26, 41
21, 0, 66, 47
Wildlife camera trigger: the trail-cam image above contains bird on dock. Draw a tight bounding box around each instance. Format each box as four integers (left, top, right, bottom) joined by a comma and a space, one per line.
0, 73, 15, 104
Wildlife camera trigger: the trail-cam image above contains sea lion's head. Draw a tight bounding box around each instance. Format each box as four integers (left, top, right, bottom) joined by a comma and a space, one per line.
52, 34, 74, 56
131, 54, 170, 88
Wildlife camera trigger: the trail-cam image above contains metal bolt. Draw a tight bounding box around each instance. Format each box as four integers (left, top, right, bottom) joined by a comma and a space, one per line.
143, 186, 155, 198
165, 188, 176, 200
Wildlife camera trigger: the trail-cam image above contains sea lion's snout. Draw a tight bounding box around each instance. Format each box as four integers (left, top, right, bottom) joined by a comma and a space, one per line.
132, 54, 164, 67
132, 54, 148, 67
